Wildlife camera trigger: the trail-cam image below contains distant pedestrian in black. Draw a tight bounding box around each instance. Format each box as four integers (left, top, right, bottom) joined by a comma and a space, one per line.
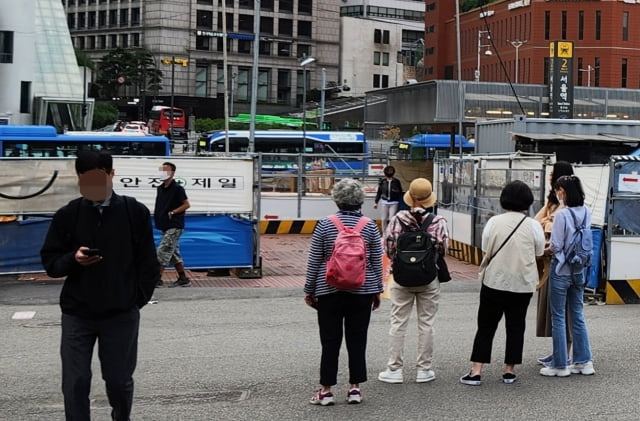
374, 165, 403, 234
40, 150, 160, 421
154, 162, 191, 287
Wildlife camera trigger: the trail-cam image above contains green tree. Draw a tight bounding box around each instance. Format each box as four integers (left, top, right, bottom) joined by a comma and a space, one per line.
92, 102, 119, 128
94, 48, 162, 100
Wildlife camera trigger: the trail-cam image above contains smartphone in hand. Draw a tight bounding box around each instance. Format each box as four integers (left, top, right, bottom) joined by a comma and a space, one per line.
82, 248, 101, 256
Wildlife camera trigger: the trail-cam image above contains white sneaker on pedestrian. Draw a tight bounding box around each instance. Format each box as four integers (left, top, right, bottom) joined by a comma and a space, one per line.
569, 361, 595, 375
378, 368, 403, 384
539, 366, 571, 377
416, 369, 436, 383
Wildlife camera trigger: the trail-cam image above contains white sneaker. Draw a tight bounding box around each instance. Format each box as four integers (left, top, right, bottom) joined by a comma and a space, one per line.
540, 366, 571, 377
378, 368, 403, 384
416, 369, 436, 383
570, 361, 595, 375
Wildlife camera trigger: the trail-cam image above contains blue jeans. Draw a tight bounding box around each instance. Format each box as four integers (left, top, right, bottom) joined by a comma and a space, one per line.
549, 259, 592, 368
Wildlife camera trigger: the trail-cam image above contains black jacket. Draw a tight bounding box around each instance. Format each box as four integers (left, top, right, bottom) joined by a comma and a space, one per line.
154, 180, 188, 231
375, 177, 403, 204
40, 194, 160, 319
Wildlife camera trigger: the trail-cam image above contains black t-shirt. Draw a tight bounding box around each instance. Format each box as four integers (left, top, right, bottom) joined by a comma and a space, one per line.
154, 180, 188, 231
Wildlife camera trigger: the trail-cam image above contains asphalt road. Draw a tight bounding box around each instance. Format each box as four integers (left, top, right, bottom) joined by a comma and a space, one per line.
1, 279, 638, 421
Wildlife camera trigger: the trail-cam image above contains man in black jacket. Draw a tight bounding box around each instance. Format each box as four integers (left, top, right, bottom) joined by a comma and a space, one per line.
41, 150, 159, 421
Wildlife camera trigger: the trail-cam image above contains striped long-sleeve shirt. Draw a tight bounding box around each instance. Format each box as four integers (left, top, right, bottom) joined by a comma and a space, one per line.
304, 210, 384, 297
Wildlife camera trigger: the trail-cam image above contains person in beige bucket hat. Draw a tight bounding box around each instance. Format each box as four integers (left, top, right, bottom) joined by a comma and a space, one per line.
403, 178, 437, 209
378, 177, 449, 385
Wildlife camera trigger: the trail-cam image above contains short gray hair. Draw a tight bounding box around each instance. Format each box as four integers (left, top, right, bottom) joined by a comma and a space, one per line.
331, 178, 365, 207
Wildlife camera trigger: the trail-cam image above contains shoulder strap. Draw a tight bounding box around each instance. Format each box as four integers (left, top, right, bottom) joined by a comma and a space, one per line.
567, 207, 586, 230
486, 214, 527, 265
353, 216, 370, 234
328, 214, 345, 231
420, 213, 436, 231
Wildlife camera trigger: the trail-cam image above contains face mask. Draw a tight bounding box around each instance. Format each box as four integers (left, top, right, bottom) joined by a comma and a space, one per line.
158, 171, 170, 181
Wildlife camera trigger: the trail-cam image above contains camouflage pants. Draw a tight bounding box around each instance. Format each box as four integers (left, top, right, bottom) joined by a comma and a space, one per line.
157, 228, 184, 266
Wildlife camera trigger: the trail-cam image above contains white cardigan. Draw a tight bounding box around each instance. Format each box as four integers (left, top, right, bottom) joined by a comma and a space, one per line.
479, 212, 545, 293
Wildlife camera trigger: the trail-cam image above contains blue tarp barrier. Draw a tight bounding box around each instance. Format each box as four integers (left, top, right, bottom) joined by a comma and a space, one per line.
0, 214, 254, 274
586, 227, 604, 289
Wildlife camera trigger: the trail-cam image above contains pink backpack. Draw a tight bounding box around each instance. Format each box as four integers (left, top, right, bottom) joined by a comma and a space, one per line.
325, 215, 370, 290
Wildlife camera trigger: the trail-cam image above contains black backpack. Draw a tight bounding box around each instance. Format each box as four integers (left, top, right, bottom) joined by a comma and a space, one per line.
392, 213, 438, 287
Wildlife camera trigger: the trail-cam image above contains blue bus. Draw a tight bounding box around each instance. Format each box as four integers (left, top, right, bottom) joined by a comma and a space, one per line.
0, 125, 171, 157
396, 134, 475, 160
197, 130, 368, 173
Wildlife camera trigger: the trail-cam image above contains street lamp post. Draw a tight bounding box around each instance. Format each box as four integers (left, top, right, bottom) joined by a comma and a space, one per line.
475, 30, 492, 82
579, 65, 596, 87
507, 39, 527, 84
299, 55, 315, 154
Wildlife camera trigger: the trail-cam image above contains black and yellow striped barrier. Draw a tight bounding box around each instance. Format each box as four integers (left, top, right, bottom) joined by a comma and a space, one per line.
605, 280, 640, 304
448, 239, 484, 266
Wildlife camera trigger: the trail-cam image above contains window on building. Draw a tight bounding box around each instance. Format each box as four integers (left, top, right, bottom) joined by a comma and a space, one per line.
237, 68, 250, 101
197, 10, 213, 28
258, 69, 270, 101
198, 0, 213, 4
217, 13, 234, 31
382, 75, 389, 88
119, 9, 128, 27
78, 12, 86, 29
623, 12, 629, 41
259, 40, 271, 56
383, 30, 390, 44
98, 35, 106, 49
299, 0, 312, 15
594, 57, 600, 86
543, 57, 549, 85
120, 34, 128, 48
577, 57, 584, 85
98, 11, 106, 27
68, 14, 76, 29
196, 35, 210, 50
373, 51, 381, 65
131, 8, 140, 26
88, 12, 96, 29
0, 31, 13, 63
382, 52, 389, 66
216, 37, 231, 53
279, 18, 293, 36
340, 5, 363, 17
195, 64, 209, 97
373, 74, 380, 88
239, 15, 253, 32
280, 0, 293, 13
262, 0, 274, 11
561, 11, 567, 40
218, 0, 233, 6
109, 10, 117, 27
297, 44, 311, 58
110, 34, 117, 48
278, 42, 290, 57
544, 11, 550, 40
277, 69, 291, 104
578, 11, 584, 40
132, 33, 140, 47
374, 29, 381, 43
298, 21, 312, 38
78, 37, 85, 49
621, 58, 628, 88
20, 81, 31, 113
238, 39, 252, 54
595, 11, 601, 41
88, 36, 95, 49
261, 17, 274, 35
239, 0, 252, 9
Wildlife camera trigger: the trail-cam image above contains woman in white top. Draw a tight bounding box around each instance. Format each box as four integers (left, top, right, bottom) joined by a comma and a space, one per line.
461, 180, 545, 386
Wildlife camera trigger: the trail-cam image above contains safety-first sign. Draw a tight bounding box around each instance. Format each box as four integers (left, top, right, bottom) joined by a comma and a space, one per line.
0, 156, 255, 214
618, 173, 640, 193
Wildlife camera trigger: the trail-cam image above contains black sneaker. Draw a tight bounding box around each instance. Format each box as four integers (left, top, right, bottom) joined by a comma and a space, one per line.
168, 278, 191, 288
460, 372, 481, 386
502, 373, 517, 384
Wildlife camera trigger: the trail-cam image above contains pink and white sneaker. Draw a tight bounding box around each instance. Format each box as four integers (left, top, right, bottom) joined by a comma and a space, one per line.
310, 389, 335, 406
346, 387, 362, 404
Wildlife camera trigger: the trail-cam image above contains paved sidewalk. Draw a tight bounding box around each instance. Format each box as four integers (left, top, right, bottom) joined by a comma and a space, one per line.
18, 234, 480, 287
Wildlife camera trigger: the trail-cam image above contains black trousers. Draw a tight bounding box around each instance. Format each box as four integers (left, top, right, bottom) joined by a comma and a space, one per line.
470, 285, 533, 365
61, 308, 140, 421
316, 292, 374, 386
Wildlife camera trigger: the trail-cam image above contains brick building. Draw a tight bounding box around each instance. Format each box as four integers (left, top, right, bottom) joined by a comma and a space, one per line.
424, 0, 640, 89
